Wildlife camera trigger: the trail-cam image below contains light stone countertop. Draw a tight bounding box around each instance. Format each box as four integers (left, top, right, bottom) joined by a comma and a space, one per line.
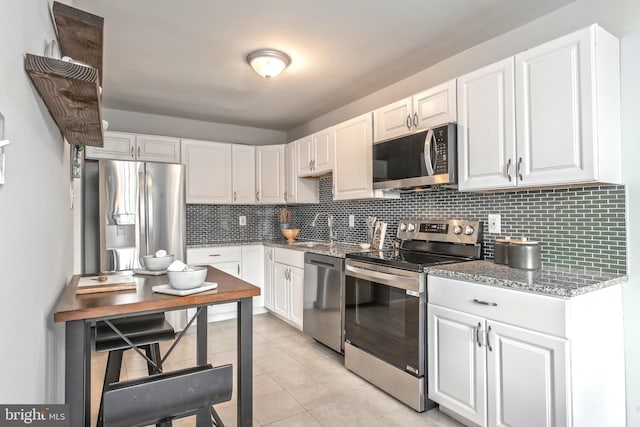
188, 239, 370, 258
428, 260, 627, 298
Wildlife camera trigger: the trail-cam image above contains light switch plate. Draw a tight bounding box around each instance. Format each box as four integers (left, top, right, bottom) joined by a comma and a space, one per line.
239, 215, 247, 226
349, 215, 355, 227
488, 214, 501, 234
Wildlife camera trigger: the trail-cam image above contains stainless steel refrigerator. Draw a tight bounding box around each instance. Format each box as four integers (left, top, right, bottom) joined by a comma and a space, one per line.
83, 160, 186, 274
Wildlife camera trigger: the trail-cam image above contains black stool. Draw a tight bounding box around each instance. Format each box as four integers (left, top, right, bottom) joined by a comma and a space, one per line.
102, 364, 233, 427
95, 313, 176, 427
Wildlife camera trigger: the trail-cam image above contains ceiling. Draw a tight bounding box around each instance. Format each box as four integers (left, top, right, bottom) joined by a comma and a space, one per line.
76, 0, 573, 131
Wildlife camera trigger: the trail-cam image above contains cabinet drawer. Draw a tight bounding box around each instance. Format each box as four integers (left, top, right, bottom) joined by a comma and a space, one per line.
428, 276, 567, 337
274, 247, 304, 268
187, 246, 242, 264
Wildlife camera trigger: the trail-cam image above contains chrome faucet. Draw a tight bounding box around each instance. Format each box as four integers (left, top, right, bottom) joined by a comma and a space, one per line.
311, 213, 336, 245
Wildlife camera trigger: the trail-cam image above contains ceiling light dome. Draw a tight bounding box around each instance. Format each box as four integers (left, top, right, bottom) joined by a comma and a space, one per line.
246, 49, 291, 79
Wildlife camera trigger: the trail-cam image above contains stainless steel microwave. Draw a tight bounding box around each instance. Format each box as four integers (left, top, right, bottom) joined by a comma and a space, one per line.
372, 123, 457, 190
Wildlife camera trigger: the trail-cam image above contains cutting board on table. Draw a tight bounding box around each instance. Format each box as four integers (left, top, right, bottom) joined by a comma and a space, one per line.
76, 274, 137, 294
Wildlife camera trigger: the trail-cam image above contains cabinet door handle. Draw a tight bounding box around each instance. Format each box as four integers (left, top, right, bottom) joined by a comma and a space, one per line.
487, 325, 493, 352
256, 191, 260, 202
284, 190, 287, 199
311, 159, 315, 170
137, 146, 141, 157
506, 158, 512, 181
406, 115, 412, 130
130, 146, 134, 158
209, 254, 221, 257
309, 160, 313, 170
237, 264, 240, 276
413, 112, 419, 128
269, 251, 273, 260
473, 298, 497, 307
517, 157, 523, 181
476, 322, 482, 347
233, 191, 237, 202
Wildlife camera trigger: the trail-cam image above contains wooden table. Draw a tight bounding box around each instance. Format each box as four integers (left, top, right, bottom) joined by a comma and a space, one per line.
53, 266, 260, 427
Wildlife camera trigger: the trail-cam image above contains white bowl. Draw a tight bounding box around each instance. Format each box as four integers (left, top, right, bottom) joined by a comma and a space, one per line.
142, 254, 174, 271
167, 267, 207, 290
359, 243, 371, 250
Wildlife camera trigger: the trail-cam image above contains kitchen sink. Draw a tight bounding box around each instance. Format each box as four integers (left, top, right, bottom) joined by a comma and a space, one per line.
293, 241, 330, 248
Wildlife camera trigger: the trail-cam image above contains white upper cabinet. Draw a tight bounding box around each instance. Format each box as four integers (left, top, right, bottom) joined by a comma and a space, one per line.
256, 145, 285, 204
458, 24, 621, 191
333, 113, 397, 200
181, 139, 232, 204
86, 131, 136, 160
231, 144, 256, 204
333, 113, 376, 200
86, 131, 181, 163
312, 128, 334, 174
412, 80, 457, 132
135, 134, 181, 163
285, 142, 318, 204
296, 129, 334, 177
295, 135, 314, 176
373, 79, 457, 143
514, 24, 620, 187
457, 58, 516, 191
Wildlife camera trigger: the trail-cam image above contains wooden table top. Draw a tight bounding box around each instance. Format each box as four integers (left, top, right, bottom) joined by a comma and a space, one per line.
53, 266, 261, 323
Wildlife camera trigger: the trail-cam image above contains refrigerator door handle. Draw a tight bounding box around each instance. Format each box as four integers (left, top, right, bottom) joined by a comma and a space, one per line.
139, 164, 149, 262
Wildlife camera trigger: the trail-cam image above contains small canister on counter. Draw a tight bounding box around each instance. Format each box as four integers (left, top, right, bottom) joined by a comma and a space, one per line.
508, 238, 541, 270
494, 237, 511, 264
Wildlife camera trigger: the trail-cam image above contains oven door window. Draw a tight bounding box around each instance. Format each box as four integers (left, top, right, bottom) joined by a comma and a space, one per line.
345, 275, 424, 376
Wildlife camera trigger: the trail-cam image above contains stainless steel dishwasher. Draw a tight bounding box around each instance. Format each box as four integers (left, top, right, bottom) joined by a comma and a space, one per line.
303, 252, 345, 354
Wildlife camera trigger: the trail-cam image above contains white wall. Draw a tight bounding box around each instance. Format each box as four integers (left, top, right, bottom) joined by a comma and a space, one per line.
103, 107, 287, 145
0, 0, 74, 403
621, 30, 640, 423
288, 0, 640, 140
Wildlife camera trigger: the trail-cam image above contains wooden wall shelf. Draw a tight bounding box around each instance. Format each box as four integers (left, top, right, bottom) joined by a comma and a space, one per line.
25, 54, 104, 146
52, 1, 104, 85
25, 1, 105, 146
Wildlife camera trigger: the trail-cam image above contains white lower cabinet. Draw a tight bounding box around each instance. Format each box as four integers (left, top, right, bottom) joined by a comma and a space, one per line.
429, 305, 568, 427
241, 245, 264, 309
265, 247, 304, 330
264, 247, 275, 311
487, 320, 568, 427
187, 245, 265, 322
428, 276, 625, 427
429, 305, 487, 425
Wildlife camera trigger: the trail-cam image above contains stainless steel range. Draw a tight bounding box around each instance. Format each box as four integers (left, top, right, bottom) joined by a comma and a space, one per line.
344, 219, 482, 412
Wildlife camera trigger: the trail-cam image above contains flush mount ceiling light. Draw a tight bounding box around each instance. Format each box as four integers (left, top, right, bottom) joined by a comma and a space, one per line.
246, 49, 291, 78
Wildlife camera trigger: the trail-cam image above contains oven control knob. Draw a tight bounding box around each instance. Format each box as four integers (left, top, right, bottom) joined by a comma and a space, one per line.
464, 225, 475, 235
406, 223, 416, 232
453, 225, 463, 235
399, 223, 407, 232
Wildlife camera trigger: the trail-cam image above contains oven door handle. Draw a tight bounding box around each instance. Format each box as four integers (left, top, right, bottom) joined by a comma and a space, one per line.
345, 263, 422, 293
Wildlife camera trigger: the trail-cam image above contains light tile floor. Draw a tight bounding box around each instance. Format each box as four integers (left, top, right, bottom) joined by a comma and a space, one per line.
90, 312, 464, 426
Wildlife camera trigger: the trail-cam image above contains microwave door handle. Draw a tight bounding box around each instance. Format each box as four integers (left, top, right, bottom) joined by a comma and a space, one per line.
423, 129, 435, 176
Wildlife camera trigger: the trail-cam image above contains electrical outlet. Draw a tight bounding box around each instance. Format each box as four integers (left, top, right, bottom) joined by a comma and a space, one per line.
488, 214, 501, 234
239, 215, 247, 226
349, 215, 355, 227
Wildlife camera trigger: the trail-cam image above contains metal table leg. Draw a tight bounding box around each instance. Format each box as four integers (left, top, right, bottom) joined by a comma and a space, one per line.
196, 306, 212, 427
65, 320, 91, 427
237, 298, 253, 427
